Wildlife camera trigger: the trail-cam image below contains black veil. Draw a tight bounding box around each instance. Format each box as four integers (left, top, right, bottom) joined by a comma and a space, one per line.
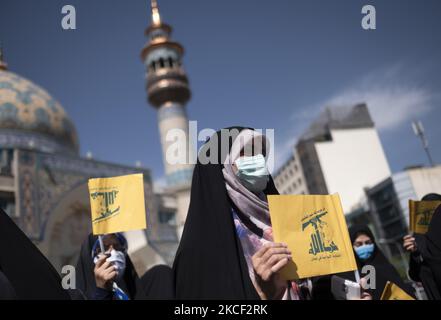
0, 209, 70, 299
139, 264, 174, 299
0, 269, 17, 299
411, 205, 441, 299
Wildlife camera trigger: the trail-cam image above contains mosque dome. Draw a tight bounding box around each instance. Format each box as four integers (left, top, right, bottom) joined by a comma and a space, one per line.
0, 68, 79, 154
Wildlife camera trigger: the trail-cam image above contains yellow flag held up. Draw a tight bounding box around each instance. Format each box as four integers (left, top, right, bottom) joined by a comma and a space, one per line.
380, 281, 415, 300
268, 193, 357, 280
409, 200, 441, 234
88, 173, 147, 235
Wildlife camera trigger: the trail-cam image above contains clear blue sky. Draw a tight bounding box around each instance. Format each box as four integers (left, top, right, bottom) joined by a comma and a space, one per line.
1, 0, 440, 183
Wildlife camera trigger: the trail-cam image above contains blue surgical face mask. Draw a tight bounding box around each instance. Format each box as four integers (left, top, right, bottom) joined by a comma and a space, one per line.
354, 244, 375, 261
234, 154, 269, 193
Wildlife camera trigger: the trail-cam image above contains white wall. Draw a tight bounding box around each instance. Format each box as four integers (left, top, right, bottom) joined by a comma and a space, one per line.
408, 165, 441, 200
315, 128, 391, 213
392, 171, 417, 228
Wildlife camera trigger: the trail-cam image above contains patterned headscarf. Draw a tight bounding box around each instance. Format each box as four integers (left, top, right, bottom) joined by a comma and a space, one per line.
222, 129, 301, 300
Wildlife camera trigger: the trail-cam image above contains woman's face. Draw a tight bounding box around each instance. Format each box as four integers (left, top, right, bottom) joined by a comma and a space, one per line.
93, 234, 126, 256
102, 235, 121, 252
353, 234, 373, 248
232, 137, 267, 174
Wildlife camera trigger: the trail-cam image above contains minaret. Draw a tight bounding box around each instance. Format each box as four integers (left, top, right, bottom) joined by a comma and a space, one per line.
0, 45, 8, 71
141, 0, 193, 236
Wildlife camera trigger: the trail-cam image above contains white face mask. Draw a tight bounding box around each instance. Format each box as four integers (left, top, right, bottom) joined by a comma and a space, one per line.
107, 249, 126, 280
234, 154, 269, 193
94, 249, 126, 280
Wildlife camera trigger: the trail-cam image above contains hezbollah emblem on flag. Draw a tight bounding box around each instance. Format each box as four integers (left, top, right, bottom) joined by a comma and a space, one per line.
302, 209, 339, 256
91, 190, 120, 223
88, 174, 147, 235
409, 200, 441, 234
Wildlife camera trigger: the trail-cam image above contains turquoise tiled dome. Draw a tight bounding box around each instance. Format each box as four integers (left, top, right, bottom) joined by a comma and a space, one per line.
0, 69, 78, 152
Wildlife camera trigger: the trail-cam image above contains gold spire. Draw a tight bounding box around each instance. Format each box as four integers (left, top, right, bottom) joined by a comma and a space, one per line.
0, 44, 7, 71
151, 0, 161, 26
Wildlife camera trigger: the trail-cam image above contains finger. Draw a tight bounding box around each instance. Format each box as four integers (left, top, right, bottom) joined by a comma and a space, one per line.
254, 242, 285, 259
270, 256, 290, 273
259, 243, 288, 257
266, 253, 292, 268
253, 244, 271, 259
95, 255, 107, 268
252, 244, 271, 262
104, 271, 117, 281
261, 247, 291, 263
98, 260, 112, 271
103, 263, 117, 272
255, 264, 266, 278
103, 265, 117, 277
268, 243, 289, 249
103, 264, 118, 274
96, 270, 108, 281
360, 277, 368, 289
94, 269, 103, 279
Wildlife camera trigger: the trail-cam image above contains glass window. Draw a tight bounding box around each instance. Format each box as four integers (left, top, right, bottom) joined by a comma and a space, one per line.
0, 191, 15, 216
159, 210, 176, 225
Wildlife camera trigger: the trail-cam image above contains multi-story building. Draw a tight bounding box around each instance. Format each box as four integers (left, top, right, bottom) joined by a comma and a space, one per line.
347, 165, 441, 260
275, 103, 391, 214
273, 151, 308, 195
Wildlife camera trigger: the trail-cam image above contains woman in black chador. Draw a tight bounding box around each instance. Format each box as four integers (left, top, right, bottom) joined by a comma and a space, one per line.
75, 233, 175, 300
347, 225, 414, 300
173, 127, 308, 300
404, 194, 441, 300
311, 224, 414, 300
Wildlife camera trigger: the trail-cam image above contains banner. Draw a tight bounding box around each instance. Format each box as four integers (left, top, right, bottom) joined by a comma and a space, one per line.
380, 281, 415, 300
409, 200, 441, 234
88, 173, 147, 235
268, 193, 357, 280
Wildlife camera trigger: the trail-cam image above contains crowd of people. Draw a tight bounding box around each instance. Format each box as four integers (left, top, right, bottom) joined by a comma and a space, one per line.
0, 127, 440, 300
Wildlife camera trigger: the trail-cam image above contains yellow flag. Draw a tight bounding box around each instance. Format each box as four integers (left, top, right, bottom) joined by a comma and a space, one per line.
88, 173, 147, 235
380, 281, 415, 300
268, 193, 357, 280
409, 200, 441, 234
